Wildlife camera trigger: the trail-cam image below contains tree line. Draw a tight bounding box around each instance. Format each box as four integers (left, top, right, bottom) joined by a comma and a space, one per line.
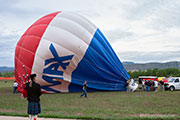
128, 68, 180, 78
0, 72, 14, 77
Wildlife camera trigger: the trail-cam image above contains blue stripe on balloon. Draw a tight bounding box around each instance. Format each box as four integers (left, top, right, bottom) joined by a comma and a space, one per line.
42, 43, 74, 93
69, 29, 130, 92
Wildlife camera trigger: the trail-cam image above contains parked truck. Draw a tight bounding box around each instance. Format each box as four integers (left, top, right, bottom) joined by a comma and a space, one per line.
164, 77, 180, 91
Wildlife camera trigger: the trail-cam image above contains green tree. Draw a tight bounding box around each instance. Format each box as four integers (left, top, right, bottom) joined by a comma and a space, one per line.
129, 68, 180, 78
1, 72, 14, 77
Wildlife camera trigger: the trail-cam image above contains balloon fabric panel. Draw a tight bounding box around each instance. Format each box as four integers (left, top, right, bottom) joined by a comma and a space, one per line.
70, 29, 130, 92
14, 12, 60, 93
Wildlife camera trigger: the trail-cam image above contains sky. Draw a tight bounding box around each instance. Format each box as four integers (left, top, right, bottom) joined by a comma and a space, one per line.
0, 0, 180, 67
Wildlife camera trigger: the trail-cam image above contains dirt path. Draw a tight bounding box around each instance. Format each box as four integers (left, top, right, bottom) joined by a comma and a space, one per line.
0, 116, 77, 120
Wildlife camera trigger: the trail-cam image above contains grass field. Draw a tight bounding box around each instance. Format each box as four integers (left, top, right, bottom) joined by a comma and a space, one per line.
0, 80, 180, 120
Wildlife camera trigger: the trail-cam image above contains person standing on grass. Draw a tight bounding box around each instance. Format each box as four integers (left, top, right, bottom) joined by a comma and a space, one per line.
154, 80, 159, 92
125, 80, 129, 91
13, 81, 18, 93
160, 80, 164, 91
146, 80, 151, 91
25, 74, 42, 120
80, 81, 88, 98
142, 80, 145, 91
145, 80, 148, 91
148, 80, 152, 91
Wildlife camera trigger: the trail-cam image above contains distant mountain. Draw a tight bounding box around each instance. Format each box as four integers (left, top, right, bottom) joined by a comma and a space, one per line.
0, 67, 14, 73
122, 61, 135, 65
123, 61, 180, 71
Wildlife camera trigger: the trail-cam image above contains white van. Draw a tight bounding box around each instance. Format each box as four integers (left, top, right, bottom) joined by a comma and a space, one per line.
164, 77, 180, 91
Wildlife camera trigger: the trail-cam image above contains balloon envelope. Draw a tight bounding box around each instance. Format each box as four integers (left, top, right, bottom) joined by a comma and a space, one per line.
14, 11, 130, 93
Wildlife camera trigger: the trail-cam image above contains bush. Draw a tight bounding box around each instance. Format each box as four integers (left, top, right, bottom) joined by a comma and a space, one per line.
128, 68, 180, 78
0, 72, 14, 77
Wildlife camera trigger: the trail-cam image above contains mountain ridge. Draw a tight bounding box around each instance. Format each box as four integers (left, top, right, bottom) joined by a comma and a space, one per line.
0, 66, 14, 73
123, 61, 180, 71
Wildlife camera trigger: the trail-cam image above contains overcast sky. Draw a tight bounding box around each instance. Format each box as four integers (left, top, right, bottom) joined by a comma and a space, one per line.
0, 0, 180, 67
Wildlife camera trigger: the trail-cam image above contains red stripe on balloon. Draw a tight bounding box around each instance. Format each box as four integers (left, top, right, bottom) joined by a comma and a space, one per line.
14, 11, 61, 92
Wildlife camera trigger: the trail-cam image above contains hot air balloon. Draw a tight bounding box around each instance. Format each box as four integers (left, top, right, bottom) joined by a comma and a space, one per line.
14, 11, 130, 93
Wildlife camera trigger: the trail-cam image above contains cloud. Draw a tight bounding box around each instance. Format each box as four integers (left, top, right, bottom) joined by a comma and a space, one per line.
0, 0, 180, 67
104, 29, 134, 42
0, 32, 18, 67
108, 0, 180, 64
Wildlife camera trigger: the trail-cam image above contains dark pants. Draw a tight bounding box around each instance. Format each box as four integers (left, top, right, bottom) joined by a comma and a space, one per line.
154, 87, 158, 92
142, 85, 145, 90
80, 89, 87, 98
146, 86, 150, 91
13, 87, 18, 93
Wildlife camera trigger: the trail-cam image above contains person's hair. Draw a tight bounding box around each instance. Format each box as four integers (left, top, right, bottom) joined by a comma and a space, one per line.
30, 74, 36, 81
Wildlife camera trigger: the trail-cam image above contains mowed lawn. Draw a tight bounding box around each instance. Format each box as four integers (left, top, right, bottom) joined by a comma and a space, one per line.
0, 80, 180, 120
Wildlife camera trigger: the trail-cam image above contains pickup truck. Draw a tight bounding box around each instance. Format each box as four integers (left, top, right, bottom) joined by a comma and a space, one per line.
164, 77, 180, 91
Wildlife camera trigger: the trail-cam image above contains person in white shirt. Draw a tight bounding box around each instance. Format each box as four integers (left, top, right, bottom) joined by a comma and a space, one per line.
154, 80, 159, 92
13, 81, 18, 93
142, 80, 145, 91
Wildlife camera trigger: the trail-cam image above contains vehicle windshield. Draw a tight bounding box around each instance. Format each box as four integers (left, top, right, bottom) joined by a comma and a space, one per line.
168, 78, 175, 82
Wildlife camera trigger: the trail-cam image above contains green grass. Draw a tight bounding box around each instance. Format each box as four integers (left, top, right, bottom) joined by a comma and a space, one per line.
0, 80, 180, 120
